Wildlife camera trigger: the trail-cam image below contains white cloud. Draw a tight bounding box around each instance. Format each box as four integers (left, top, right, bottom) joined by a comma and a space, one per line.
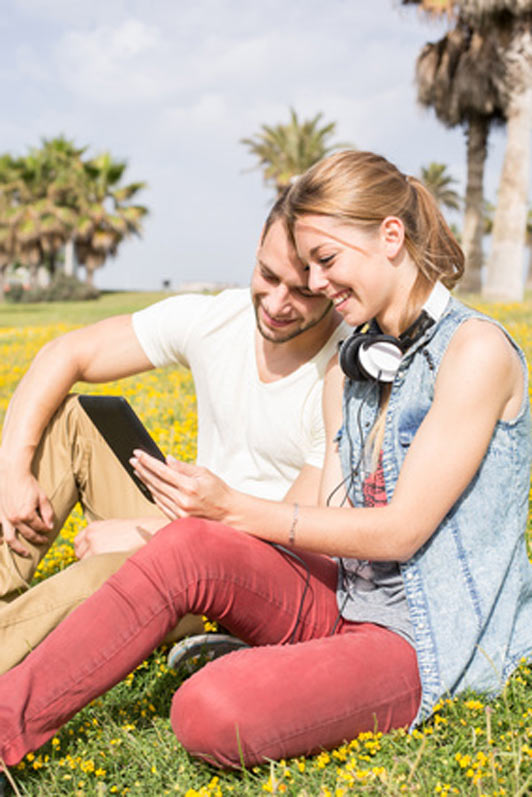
110, 18, 160, 57
55, 18, 167, 103
159, 94, 229, 135
12, 0, 130, 25
15, 43, 50, 82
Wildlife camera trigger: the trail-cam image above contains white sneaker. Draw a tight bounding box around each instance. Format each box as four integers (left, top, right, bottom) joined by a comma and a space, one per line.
167, 633, 249, 671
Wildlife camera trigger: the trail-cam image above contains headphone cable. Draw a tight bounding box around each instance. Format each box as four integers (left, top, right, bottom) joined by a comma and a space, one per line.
326, 376, 379, 507
326, 372, 381, 634
270, 542, 311, 644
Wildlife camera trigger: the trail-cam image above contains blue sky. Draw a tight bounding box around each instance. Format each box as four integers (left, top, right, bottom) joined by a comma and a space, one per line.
2, 0, 518, 290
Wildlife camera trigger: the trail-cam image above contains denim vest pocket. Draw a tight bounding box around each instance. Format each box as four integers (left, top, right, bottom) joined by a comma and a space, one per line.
397, 402, 431, 448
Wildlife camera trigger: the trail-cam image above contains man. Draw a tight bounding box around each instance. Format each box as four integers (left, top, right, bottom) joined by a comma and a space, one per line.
0, 197, 348, 673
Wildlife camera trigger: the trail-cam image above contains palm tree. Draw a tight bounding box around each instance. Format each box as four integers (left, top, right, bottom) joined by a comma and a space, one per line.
0, 138, 88, 288
73, 152, 148, 286
241, 108, 349, 196
413, 17, 506, 291
17, 140, 83, 280
498, 201, 532, 290
460, 0, 532, 301
0, 154, 20, 298
524, 208, 532, 291
420, 162, 461, 210
404, 0, 532, 300
0, 139, 148, 290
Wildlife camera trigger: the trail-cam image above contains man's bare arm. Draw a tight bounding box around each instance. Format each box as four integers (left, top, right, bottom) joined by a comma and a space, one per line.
0, 315, 154, 554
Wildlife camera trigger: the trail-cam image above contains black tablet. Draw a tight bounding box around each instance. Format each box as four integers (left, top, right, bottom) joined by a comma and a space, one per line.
78, 394, 166, 503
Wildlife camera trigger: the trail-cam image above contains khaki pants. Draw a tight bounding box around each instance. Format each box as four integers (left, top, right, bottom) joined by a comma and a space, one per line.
0, 395, 202, 674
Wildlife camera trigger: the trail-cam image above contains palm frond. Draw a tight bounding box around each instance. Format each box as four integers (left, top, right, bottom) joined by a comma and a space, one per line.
241, 108, 352, 194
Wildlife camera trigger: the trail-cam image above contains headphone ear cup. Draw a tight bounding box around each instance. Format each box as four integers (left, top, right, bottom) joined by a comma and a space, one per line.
340, 332, 404, 382
339, 334, 367, 381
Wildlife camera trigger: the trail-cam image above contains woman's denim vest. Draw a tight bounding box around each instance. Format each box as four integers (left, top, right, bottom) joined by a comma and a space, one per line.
338, 296, 532, 727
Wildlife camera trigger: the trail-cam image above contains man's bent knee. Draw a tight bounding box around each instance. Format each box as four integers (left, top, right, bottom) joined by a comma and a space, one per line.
66, 551, 131, 592
0, 551, 130, 673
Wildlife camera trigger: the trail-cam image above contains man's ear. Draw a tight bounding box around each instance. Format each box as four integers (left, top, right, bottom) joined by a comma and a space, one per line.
380, 216, 404, 259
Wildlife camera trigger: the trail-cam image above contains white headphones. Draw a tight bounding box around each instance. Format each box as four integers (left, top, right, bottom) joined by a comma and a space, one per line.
339, 282, 450, 383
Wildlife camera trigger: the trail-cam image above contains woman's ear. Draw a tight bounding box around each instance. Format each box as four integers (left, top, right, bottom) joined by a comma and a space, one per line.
380, 216, 405, 259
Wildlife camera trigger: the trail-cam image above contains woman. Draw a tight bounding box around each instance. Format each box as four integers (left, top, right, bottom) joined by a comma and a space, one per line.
0, 150, 531, 771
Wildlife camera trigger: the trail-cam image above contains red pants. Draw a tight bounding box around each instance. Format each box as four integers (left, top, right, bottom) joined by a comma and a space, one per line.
0, 520, 421, 768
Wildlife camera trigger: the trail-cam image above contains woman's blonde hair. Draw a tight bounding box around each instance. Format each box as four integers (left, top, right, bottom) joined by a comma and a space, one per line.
285, 150, 465, 472
285, 149, 464, 291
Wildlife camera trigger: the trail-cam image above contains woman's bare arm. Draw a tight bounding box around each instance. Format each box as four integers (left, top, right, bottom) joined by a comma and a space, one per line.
132, 319, 522, 562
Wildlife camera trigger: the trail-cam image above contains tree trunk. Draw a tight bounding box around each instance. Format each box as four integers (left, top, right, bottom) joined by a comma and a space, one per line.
28, 263, 38, 290
459, 116, 488, 294
525, 242, 532, 292
84, 263, 95, 286
64, 238, 77, 277
483, 41, 532, 301
37, 266, 49, 288
0, 266, 6, 303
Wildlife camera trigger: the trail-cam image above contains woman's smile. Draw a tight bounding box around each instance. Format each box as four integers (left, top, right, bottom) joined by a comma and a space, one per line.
330, 289, 353, 309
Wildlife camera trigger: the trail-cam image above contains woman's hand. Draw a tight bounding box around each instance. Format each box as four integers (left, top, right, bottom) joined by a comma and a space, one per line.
130, 451, 235, 523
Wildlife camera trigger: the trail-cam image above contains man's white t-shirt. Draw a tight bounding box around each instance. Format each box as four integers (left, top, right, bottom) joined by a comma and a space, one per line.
132, 288, 349, 501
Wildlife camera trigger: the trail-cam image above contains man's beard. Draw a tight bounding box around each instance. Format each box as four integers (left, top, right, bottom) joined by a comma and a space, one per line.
254, 300, 333, 344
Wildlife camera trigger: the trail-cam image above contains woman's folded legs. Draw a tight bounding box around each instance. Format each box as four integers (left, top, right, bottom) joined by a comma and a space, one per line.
0, 517, 420, 769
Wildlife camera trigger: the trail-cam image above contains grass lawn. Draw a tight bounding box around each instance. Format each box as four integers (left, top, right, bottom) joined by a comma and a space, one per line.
0, 291, 170, 328
0, 291, 531, 796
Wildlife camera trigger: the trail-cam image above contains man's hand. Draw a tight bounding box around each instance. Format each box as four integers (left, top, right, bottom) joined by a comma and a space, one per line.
0, 315, 154, 558
74, 518, 166, 560
0, 467, 54, 557
130, 451, 234, 523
